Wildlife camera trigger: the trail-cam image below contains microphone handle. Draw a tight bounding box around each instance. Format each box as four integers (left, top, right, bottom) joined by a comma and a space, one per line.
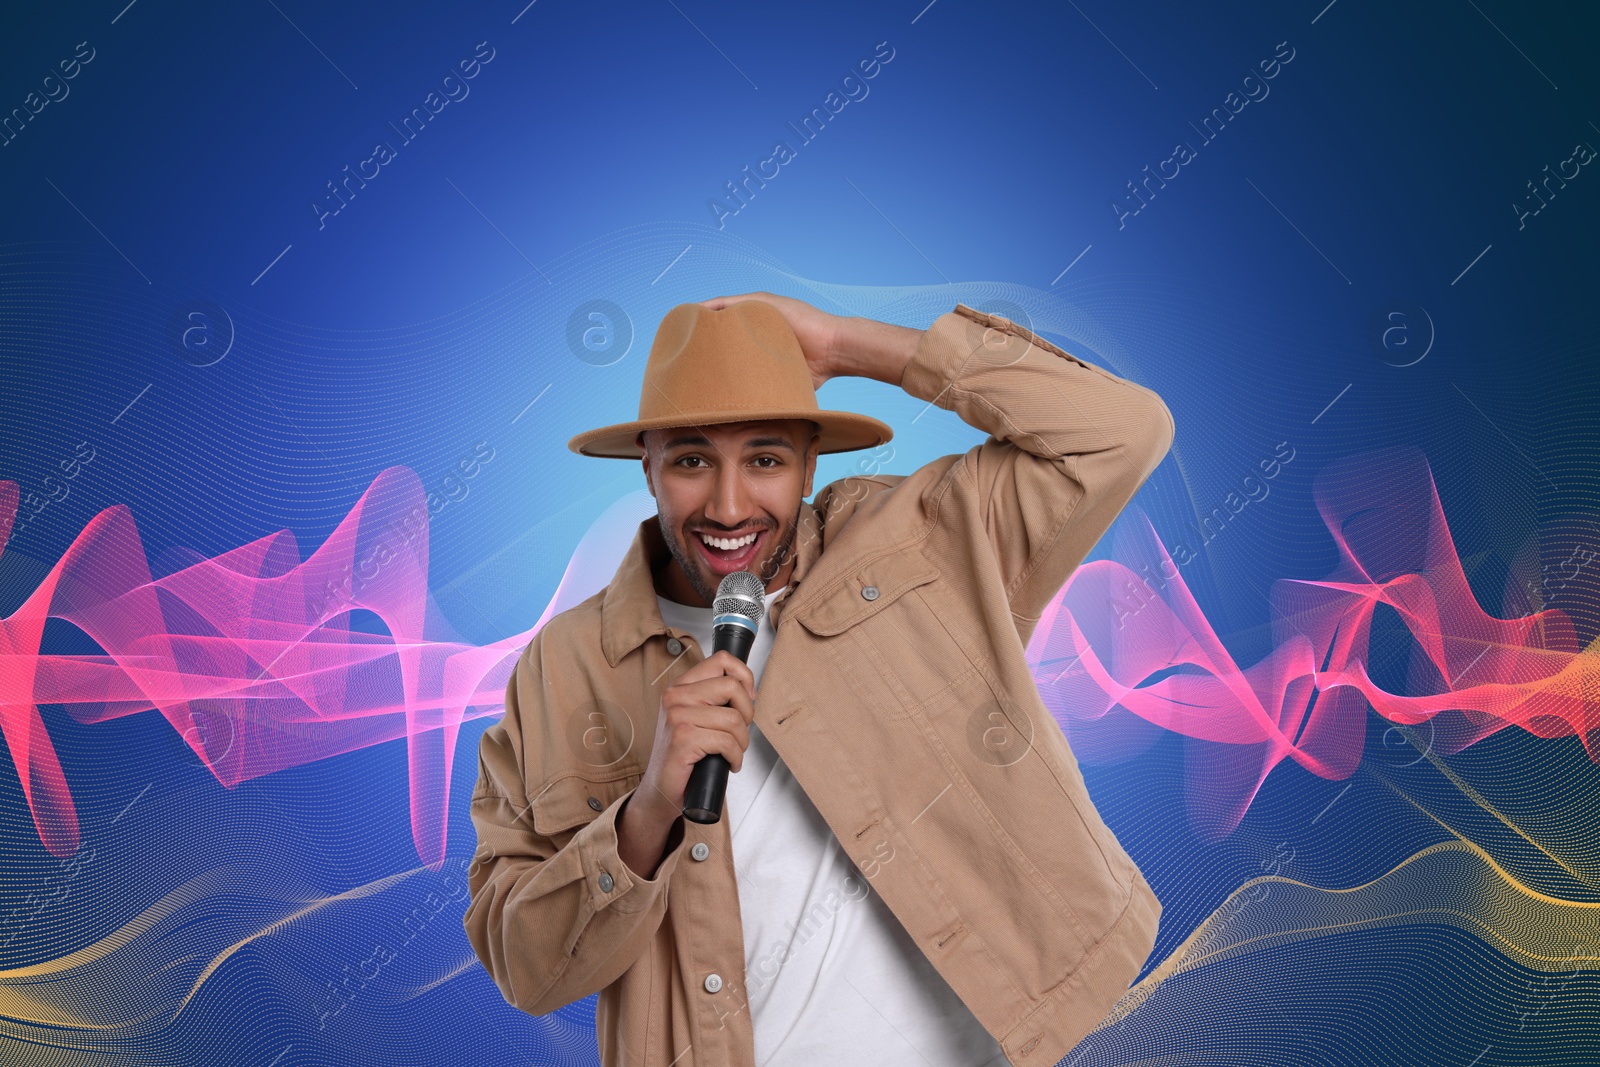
683, 621, 757, 824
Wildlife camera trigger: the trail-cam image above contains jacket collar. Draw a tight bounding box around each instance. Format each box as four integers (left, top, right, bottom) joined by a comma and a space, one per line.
599, 499, 824, 668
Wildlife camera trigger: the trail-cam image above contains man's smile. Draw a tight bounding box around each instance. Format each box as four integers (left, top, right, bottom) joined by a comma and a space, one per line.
691, 524, 768, 576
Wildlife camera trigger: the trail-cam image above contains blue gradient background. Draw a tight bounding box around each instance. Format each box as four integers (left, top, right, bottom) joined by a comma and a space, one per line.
1, 1, 1597, 1064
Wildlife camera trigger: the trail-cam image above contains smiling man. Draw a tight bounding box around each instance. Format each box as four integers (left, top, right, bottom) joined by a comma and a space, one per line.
464, 293, 1175, 1067
641, 417, 821, 608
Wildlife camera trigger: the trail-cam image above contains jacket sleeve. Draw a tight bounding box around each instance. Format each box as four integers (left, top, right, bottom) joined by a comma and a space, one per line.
462, 637, 688, 1016
900, 303, 1174, 632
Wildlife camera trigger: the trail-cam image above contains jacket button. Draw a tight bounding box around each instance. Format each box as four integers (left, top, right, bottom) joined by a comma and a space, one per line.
861, 585, 880, 601
703, 973, 723, 993
691, 842, 710, 861
666, 637, 684, 655
598, 872, 614, 893
587, 795, 603, 812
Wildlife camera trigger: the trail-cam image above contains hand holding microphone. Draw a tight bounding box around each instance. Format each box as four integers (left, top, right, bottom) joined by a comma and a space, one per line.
683, 571, 765, 823
622, 573, 763, 875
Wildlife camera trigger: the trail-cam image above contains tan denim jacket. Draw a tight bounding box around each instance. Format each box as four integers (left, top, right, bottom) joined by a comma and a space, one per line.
463, 302, 1175, 1066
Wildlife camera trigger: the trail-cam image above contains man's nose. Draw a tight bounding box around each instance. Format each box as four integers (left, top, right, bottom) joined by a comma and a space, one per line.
705, 464, 754, 525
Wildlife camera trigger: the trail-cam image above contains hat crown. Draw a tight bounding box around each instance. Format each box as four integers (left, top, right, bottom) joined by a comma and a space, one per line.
639, 301, 820, 424
565, 298, 893, 459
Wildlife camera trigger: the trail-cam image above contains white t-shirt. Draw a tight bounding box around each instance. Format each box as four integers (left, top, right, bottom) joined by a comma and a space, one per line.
656, 589, 1009, 1067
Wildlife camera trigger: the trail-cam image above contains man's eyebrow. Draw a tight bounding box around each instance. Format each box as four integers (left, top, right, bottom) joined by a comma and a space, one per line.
663, 433, 796, 452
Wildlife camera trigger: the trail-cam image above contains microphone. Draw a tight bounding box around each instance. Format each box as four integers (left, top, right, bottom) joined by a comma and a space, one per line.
682, 570, 766, 824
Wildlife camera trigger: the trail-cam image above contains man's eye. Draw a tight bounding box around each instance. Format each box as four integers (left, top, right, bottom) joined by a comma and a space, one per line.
754, 457, 779, 468
676, 456, 706, 468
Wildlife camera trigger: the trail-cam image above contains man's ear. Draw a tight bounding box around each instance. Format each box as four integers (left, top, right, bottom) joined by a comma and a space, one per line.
638, 432, 655, 496
801, 429, 821, 497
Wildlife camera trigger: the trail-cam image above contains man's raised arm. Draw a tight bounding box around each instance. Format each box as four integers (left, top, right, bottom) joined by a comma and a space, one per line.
829, 302, 1174, 631
694, 287, 1171, 643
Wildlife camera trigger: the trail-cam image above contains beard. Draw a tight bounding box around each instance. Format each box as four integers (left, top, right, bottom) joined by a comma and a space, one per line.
660, 506, 802, 606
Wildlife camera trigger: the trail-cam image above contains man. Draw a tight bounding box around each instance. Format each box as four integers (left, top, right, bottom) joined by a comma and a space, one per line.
463, 293, 1174, 1066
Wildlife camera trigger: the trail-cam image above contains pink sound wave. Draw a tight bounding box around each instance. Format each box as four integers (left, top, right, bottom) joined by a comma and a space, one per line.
0, 467, 526, 866
2, 446, 1593, 862
1030, 445, 1598, 840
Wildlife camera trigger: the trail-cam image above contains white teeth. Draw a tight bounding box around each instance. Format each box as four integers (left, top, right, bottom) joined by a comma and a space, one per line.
700, 531, 757, 551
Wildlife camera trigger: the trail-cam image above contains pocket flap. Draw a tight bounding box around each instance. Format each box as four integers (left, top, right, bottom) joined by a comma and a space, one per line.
530, 769, 642, 836
793, 549, 939, 637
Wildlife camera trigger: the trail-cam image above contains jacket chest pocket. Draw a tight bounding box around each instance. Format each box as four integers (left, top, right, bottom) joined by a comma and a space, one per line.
793, 547, 980, 717
528, 767, 643, 843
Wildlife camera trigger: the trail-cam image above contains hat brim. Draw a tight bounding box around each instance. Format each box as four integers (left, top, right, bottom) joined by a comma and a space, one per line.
567, 408, 893, 459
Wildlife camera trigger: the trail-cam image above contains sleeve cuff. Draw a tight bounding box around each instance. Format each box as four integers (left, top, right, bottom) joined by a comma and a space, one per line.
576, 787, 689, 915
899, 305, 982, 409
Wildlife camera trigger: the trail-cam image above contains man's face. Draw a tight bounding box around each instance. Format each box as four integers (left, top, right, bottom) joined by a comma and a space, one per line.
640, 418, 821, 607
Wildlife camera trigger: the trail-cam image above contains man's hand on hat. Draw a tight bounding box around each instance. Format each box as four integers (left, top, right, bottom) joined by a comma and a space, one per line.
698, 292, 840, 391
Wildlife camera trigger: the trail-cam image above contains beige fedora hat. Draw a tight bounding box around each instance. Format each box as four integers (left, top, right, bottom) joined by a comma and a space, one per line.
567, 299, 894, 459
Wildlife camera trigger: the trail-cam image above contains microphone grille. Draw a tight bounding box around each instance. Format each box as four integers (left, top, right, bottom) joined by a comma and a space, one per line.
713, 570, 766, 622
